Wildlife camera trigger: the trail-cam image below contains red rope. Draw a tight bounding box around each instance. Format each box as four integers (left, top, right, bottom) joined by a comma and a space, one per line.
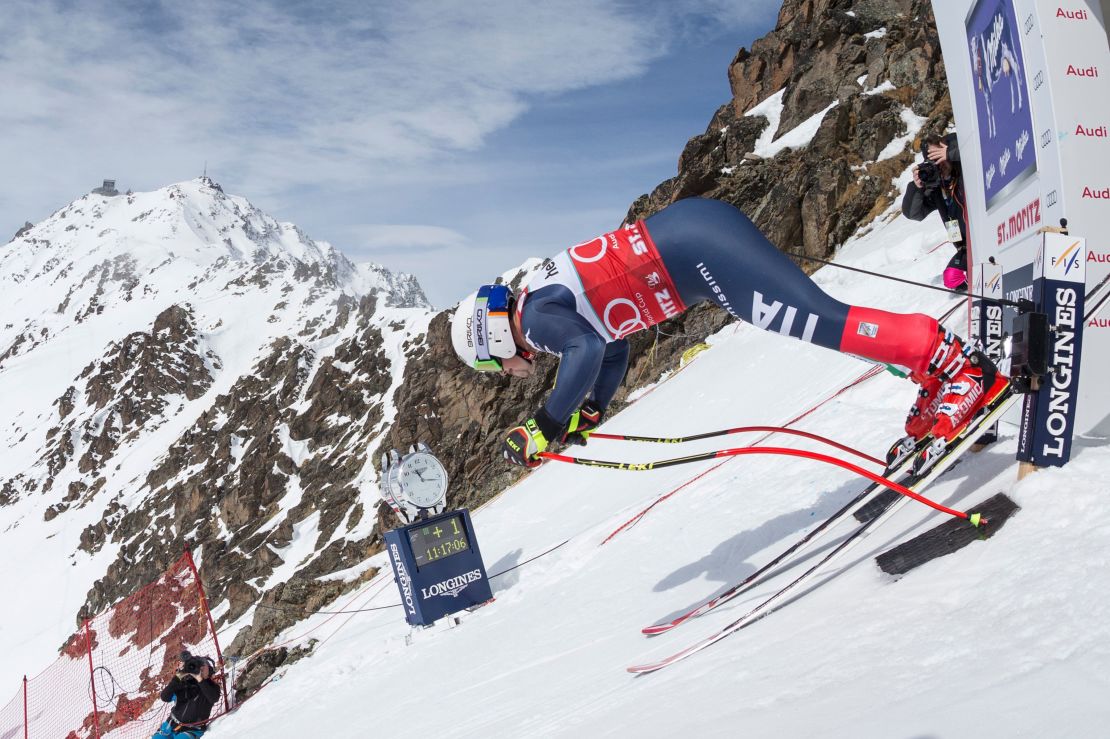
598, 364, 884, 545
544, 445, 971, 521
239, 568, 394, 663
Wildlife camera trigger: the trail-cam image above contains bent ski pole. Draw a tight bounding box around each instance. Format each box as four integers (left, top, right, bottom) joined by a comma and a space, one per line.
588, 425, 883, 466
538, 446, 986, 525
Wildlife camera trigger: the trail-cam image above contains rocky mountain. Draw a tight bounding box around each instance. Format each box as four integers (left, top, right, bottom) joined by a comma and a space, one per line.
1, 0, 957, 699
0, 177, 433, 691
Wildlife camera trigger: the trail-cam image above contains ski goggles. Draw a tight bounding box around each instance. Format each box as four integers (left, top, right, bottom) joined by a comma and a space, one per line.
471, 284, 521, 372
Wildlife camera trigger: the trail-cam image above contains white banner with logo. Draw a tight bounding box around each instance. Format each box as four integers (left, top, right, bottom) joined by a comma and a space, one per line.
933, 0, 1110, 435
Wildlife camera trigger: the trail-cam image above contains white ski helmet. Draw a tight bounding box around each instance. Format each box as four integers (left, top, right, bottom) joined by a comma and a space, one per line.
451, 284, 518, 371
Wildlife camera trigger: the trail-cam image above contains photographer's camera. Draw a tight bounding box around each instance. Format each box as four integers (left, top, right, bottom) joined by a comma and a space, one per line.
917, 160, 942, 191
179, 650, 208, 677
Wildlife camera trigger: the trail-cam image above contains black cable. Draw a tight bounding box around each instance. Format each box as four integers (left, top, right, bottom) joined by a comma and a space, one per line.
783, 250, 1026, 309
487, 538, 570, 578
242, 538, 573, 618
1084, 271, 1110, 321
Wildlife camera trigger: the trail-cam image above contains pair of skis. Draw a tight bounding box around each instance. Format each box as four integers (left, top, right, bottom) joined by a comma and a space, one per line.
627, 388, 1017, 674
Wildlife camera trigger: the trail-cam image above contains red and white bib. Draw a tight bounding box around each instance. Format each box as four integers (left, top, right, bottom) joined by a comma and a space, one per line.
524, 221, 686, 341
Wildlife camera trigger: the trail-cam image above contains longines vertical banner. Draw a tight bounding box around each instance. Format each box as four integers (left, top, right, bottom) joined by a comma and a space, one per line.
933, 1, 1110, 435
1017, 233, 1086, 466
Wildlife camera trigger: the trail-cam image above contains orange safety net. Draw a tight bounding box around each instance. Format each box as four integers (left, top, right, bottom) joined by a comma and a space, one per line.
1, 551, 227, 739
0, 690, 22, 739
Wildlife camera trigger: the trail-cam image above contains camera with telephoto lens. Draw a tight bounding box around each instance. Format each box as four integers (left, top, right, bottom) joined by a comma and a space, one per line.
917, 139, 943, 191
179, 650, 209, 677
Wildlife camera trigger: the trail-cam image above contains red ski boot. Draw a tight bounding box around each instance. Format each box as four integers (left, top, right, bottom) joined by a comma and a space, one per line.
914, 330, 1008, 474
885, 371, 943, 468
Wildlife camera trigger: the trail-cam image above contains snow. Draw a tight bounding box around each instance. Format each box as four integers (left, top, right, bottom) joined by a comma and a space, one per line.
745, 89, 838, 159
861, 79, 896, 97
4, 175, 1110, 737
864, 27, 888, 40
0, 179, 434, 696
198, 200, 1110, 737
875, 107, 929, 163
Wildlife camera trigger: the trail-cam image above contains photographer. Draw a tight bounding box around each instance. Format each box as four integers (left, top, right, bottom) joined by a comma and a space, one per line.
152, 651, 221, 739
902, 132, 969, 291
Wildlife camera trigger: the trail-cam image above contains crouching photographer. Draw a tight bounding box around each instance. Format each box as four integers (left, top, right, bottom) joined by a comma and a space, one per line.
152, 651, 221, 739
902, 132, 969, 291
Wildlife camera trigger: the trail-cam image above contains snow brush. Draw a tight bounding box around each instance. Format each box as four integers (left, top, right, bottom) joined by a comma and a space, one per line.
537, 446, 987, 526
587, 426, 884, 467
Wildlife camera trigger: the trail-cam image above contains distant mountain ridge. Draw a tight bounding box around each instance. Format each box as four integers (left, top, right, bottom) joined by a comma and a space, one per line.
0, 177, 434, 691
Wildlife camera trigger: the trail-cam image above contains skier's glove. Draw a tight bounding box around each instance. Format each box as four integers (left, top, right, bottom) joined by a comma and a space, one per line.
562, 400, 603, 446
503, 418, 549, 468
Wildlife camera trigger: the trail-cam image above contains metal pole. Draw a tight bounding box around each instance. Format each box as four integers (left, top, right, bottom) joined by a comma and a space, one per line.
22, 676, 27, 739
184, 548, 230, 713
83, 621, 100, 739
226, 656, 239, 710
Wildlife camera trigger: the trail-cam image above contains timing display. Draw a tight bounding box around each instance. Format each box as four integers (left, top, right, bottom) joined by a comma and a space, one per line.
407, 513, 471, 569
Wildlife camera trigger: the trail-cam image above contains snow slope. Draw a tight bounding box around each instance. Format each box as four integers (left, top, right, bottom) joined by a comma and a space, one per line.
207, 205, 1110, 737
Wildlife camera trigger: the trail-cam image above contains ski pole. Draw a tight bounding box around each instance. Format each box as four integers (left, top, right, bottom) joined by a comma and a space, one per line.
538, 446, 986, 525
588, 426, 883, 467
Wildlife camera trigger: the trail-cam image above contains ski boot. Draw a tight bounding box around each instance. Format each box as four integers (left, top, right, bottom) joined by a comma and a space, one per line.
885, 372, 943, 469
913, 331, 1008, 475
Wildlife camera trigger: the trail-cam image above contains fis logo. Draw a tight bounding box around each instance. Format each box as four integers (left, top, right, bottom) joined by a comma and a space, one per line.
987, 273, 1002, 294
1051, 240, 1083, 276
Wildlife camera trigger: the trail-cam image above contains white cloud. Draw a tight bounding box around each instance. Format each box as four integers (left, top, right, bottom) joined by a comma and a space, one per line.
0, 0, 662, 200
0, 0, 780, 306
341, 224, 469, 253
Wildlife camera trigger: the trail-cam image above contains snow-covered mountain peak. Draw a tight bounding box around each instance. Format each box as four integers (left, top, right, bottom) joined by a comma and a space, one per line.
0, 177, 435, 507
0, 178, 438, 687
0, 178, 430, 379
4, 177, 428, 310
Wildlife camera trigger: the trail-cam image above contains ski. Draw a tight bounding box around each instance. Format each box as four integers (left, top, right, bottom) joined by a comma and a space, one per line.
628, 389, 1018, 674
641, 438, 930, 636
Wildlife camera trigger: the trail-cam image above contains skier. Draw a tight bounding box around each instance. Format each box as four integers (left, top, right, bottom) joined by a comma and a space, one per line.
450, 197, 1007, 472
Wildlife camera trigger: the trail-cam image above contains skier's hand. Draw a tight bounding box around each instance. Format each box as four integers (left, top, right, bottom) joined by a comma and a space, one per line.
503, 419, 549, 468
562, 401, 603, 446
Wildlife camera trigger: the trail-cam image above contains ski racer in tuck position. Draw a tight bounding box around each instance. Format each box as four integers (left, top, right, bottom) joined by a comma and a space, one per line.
450, 197, 1007, 473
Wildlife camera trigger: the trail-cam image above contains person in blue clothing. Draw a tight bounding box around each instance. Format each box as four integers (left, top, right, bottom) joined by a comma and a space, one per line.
152, 652, 221, 738
450, 197, 1007, 472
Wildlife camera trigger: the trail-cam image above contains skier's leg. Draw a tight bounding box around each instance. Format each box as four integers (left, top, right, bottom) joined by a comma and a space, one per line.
644, 197, 939, 371
644, 198, 1006, 452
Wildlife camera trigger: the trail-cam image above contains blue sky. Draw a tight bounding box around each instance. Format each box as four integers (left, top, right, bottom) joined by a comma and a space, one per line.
1, 0, 780, 307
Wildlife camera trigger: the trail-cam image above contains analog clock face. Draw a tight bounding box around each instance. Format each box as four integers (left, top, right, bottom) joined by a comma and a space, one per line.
398, 452, 448, 508
383, 464, 405, 508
